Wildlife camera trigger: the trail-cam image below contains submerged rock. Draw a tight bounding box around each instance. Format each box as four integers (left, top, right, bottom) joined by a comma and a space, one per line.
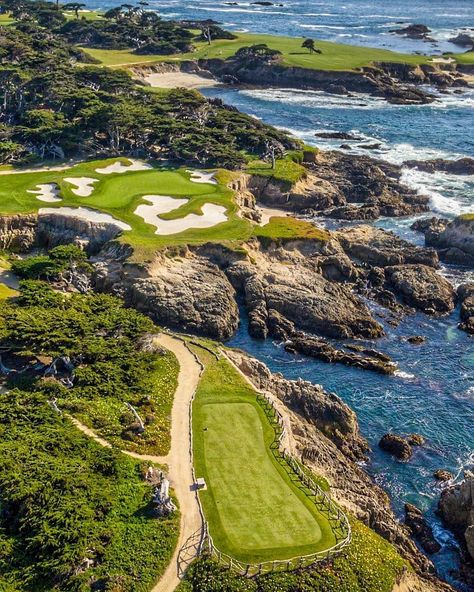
379, 433, 413, 460
405, 503, 441, 555
434, 469, 454, 482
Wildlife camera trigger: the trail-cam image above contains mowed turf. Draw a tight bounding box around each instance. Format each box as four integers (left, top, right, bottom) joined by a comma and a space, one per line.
84, 32, 429, 70
0, 158, 253, 257
193, 351, 336, 563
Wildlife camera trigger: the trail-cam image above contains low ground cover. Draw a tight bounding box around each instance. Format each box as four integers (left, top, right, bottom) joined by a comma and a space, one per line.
181, 516, 409, 592
192, 349, 336, 564
85, 32, 430, 70
0, 389, 179, 592
254, 216, 330, 244
0, 278, 179, 455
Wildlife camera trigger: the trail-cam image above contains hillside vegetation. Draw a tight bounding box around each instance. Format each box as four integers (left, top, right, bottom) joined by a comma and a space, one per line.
0, 278, 180, 591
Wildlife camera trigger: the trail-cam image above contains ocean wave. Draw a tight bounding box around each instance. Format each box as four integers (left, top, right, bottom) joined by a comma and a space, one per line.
394, 370, 416, 380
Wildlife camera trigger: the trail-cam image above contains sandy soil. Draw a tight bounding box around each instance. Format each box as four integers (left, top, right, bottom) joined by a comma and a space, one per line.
186, 170, 217, 185
145, 72, 218, 89
257, 205, 291, 226
95, 159, 153, 175
27, 183, 61, 203
63, 177, 98, 197
151, 334, 204, 592
67, 333, 204, 592
38, 206, 131, 230
134, 197, 227, 235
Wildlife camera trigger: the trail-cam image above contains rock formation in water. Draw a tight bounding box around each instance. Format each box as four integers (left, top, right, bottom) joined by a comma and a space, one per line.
412, 215, 474, 267
438, 472, 474, 586
458, 283, 474, 334
404, 157, 474, 176
225, 348, 452, 590
404, 503, 441, 555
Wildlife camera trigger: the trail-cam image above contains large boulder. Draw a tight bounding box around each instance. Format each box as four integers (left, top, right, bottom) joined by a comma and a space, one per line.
404, 158, 474, 176
227, 259, 384, 339
128, 256, 239, 340
385, 264, 456, 314
413, 215, 474, 267
439, 472, 474, 566
379, 433, 413, 460
336, 225, 439, 267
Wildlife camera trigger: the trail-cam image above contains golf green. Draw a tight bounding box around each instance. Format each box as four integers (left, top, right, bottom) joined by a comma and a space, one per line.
193, 353, 337, 564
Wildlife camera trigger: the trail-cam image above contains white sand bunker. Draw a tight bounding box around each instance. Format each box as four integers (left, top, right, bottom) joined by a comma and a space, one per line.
63, 177, 98, 197
135, 195, 227, 235
186, 170, 217, 185
38, 207, 131, 230
27, 183, 61, 203
96, 159, 153, 175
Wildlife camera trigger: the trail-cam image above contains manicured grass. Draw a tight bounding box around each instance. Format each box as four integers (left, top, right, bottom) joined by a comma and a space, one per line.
0, 158, 253, 258
0, 12, 15, 26
459, 213, 474, 221
192, 351, 336, 563
254, 216, 330, 243
447, 52, 474, 65
0, 284, 17, 299
84, 32, 430, 71
246, 155, 307, 185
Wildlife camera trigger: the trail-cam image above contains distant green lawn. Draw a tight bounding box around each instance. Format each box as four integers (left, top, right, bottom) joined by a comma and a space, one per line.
448, 51, 474, 65
0, 12, 15, 26
0, 158, 253, 258
192, 351, 336, 563
84, 32, 430, 71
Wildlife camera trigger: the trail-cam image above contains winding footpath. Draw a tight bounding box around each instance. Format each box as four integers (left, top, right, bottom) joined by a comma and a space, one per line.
71, 333, 204, 592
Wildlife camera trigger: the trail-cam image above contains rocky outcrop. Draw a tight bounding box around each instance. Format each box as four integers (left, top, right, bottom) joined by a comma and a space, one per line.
0, 214, 37, 251
225, 348, 367, 460
390, 24, 434, 41
458, 283, 474, 335
379, 433, 414, 461
37, 214, 124, 254
0, 212, 127, 255
226, 349, 448, 586
439, 472, 474, 583
335, 225, 439, 268
197, 56, 438, 104
385, 264, 456, 314
404, 503, 441, 555
245, 151, 429, 220
449, 33, 474, 48
404, 157, 474, 176
412, 216, 474, 267
94, 251, 239, 340
226, 256, 384, 340
434, 469, 454, 482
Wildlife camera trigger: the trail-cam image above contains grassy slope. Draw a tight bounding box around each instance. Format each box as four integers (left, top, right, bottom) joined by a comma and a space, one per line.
0, 159, 253, 257
192, 349, 336, 563
254, 216, 330, 243
0, 409, 179, 592
61, 348, 179, 455
84, 32, 430, 70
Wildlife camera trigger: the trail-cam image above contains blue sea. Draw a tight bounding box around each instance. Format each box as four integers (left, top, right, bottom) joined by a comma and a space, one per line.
87, 0, 474, 586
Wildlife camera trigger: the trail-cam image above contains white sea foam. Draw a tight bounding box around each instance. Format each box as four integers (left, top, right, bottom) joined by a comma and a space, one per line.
394, 370, 416, 380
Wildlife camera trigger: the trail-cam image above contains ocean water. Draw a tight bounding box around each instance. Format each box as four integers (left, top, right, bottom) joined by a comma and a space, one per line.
90, 0, 474, 55
84, 0, 474, 586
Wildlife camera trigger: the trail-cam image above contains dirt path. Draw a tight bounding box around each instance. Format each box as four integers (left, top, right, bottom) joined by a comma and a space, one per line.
151, 334, 204, 592
71, 333, 204, 592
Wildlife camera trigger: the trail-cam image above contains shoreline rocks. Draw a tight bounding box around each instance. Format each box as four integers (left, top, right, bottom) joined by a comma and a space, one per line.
412, 215, 474, 268
404, 157, 474, 176
379, 433, 414, 460
405, 503, 442, 555
390, 24, 434, 41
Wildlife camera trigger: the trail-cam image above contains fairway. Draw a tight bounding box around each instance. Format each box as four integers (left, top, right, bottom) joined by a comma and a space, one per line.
193, 352, 337, 563
0, 158, 253, 256
84, 32, 430, 71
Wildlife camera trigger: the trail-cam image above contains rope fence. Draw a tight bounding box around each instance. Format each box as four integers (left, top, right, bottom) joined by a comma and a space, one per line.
200, 389, 352, 576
